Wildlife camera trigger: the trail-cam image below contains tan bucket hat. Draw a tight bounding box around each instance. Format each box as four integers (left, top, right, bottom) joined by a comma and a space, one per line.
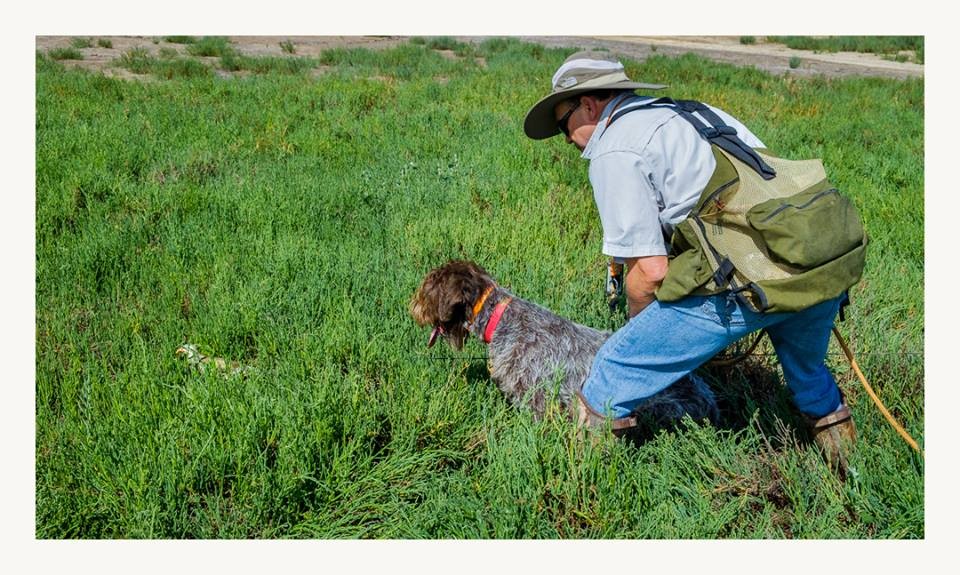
523, 50, 667, 140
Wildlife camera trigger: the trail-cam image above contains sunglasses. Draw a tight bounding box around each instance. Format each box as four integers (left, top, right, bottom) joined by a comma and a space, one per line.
557, 101, 580, 137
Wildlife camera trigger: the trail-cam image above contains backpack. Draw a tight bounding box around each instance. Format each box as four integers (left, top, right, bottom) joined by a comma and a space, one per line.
609, 98, 867, 313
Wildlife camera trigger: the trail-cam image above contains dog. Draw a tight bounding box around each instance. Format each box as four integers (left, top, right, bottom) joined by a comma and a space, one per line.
410, 260, 719, 436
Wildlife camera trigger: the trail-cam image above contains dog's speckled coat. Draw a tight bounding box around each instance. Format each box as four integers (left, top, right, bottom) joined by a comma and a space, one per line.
411, 260, 719, 428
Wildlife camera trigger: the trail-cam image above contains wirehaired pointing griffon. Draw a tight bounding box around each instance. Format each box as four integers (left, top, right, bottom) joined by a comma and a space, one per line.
410, 260, 718, 436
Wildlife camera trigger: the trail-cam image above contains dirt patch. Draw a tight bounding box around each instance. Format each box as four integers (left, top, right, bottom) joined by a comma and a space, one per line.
35, 35, 923, 81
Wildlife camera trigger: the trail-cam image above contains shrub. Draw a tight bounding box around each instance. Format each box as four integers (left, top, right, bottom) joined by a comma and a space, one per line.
117, 47, 154, 74
156, 58, 212, 80
187, 36, 233, 58
48, 47, 83, 60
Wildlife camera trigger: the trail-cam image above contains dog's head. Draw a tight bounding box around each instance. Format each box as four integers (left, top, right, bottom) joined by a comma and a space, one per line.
410, 259, 494, 350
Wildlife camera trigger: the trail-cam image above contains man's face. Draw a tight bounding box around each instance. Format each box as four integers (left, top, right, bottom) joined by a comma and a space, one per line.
554, 97, 594, 151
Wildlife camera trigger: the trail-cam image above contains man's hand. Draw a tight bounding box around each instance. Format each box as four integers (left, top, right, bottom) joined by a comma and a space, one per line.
605, 260, 625, 311
622, 256, 668, 317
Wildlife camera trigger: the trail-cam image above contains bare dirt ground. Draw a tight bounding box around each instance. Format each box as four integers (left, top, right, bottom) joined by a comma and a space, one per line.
35, 35, 923, 81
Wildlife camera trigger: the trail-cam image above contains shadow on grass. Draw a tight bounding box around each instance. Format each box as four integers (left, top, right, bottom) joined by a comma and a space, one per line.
459, 350, 809, 451
617, 361, 810, 448
462, 359, 491, 386
699, 358, 812, 448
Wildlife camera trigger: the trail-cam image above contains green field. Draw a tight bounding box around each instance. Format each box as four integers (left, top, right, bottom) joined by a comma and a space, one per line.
35, 37, 924, 538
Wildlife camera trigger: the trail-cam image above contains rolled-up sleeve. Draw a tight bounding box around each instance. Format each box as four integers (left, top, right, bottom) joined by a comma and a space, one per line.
588, 151, 667, 258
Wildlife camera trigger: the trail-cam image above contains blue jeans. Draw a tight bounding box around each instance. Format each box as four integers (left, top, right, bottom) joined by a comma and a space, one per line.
582, 293, 844, 420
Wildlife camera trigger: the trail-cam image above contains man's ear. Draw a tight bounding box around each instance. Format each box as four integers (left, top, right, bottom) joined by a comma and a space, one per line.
581, 95, 603, 122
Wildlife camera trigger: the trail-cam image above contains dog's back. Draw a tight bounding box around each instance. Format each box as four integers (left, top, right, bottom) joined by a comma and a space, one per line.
483, 295, 608, 413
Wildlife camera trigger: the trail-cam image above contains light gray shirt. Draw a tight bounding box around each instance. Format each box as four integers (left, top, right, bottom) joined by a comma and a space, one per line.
582, 93, 764, 258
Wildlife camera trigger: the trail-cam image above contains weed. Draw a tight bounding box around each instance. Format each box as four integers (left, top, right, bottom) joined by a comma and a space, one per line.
740, 36, 756, 45
280, 40, 296, 54
164, 36, 196, 44
116, 47, 154, 74
220, 53, 314, 74
155, 58, 213, 80
116, 47, 211, 79
70, 37, 92, 49
425, 36, 463, 51
97, 38, 113, 49
187, 36, 233, 58
48, 47, 83, 60
789, 56, 802, 69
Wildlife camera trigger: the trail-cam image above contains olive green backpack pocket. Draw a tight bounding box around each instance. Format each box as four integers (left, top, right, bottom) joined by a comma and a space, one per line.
747, 188, 866, 270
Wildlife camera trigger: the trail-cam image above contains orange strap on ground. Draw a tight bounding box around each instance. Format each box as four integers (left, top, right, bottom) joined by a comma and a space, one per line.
832, 327, 924, 458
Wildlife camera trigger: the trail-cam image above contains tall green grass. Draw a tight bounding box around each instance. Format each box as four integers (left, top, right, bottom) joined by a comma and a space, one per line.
35, 38, 923, 538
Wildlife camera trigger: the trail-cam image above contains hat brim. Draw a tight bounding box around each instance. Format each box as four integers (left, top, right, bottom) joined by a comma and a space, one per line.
523, 80, 667, 140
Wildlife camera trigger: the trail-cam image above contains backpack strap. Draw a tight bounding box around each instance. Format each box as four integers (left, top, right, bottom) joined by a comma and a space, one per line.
838, 290, 850, 322
608, 97, 777, 180
689, 215, 771, 312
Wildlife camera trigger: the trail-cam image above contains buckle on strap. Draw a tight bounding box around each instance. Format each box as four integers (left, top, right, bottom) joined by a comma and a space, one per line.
702, 126, 737, 139
712, 257, 735, 287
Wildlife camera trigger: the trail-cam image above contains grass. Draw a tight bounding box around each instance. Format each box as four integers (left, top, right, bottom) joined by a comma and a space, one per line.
219, 52, 315, 75
164, 36, 197, 44
115, 45, 319, 79
769, 36, 924, 64
35, 37, 923, 539
116, 47, 212, 79
48, 47, 83, 60
186, 36, 234, 58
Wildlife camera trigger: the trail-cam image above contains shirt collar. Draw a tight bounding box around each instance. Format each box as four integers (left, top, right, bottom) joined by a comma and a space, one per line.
581, 92, 657, 159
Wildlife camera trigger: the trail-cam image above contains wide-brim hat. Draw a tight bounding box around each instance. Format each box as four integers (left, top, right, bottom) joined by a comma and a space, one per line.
523, 50, 667, 140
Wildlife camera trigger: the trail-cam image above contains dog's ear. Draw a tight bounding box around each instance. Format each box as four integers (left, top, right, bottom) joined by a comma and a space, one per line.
438, 297, 468, 325
411, 259, 493, 350
440, 297, 470, 350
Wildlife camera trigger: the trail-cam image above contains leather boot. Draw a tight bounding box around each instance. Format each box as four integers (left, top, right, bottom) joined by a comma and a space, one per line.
808, 404, 857, 477
572, 390, 638, 438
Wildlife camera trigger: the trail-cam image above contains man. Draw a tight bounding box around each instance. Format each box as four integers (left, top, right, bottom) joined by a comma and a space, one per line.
523, 51, 856, 472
